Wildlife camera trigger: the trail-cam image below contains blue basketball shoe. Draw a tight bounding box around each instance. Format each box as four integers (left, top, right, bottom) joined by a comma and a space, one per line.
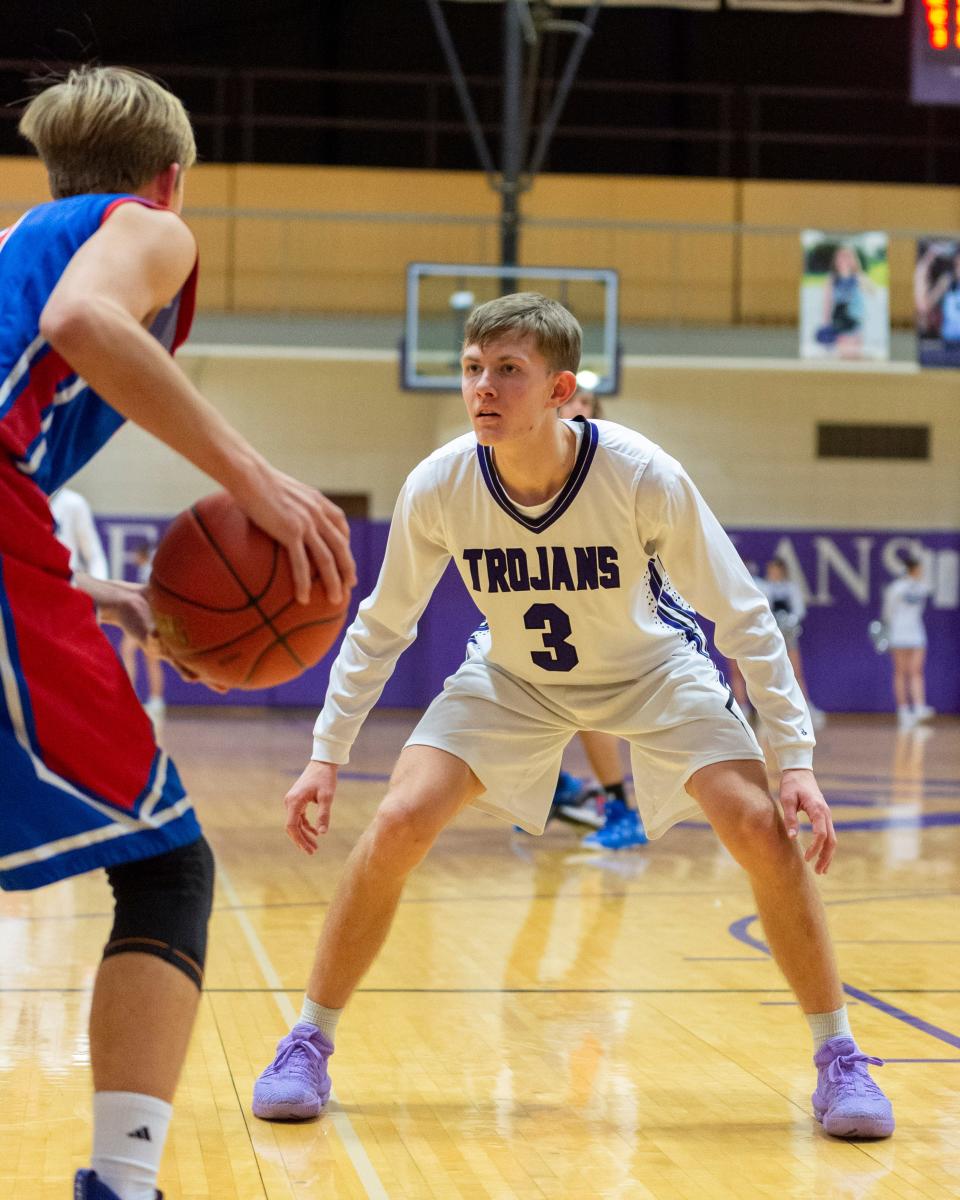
553, 769, 585, 808
550, 771, 604, 829
74, 1170, 161, 1198
582, 798, 648, 850
515, 771, 603, 833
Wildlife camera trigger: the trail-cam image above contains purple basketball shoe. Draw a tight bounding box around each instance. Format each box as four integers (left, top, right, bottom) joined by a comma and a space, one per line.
253, 1022, 333, 1120
812, 1036, 894, 1138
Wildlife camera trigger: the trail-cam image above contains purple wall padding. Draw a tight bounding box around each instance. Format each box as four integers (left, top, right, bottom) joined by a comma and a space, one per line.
98, 517, 959, 715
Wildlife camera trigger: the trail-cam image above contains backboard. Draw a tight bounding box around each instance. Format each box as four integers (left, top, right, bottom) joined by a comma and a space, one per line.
402, 262, 620, 393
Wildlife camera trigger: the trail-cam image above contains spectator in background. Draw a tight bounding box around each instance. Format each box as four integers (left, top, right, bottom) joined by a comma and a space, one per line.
559, 384, 603, 422
758, 556, 825, 731
882, 553, 934, 729
50, 486, 109, 580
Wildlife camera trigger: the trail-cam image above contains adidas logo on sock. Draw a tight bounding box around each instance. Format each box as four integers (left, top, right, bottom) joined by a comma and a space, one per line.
127, 1125, 152, 1141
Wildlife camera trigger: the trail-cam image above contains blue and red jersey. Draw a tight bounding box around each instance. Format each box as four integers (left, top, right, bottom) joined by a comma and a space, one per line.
0, 193, 200, 891
0, 193, 197, 495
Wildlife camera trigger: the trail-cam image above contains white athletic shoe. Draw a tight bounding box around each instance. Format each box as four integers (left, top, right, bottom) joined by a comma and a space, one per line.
913, 705, 935, 724
897, 707, 916, 730
144, 697, 166, 728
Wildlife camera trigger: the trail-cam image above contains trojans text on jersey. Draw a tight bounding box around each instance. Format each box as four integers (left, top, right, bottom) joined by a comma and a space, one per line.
462, 545, 620, 594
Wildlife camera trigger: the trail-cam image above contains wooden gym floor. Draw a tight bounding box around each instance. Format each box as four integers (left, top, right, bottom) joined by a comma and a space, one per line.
2, 709, 959, 1199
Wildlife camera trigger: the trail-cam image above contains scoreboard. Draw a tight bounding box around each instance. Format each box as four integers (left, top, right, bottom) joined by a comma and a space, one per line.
913, 0, 960, 103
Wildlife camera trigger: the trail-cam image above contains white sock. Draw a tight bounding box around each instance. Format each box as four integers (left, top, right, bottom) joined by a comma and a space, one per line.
300, 996, 342, 1043
91, 1091, 171, 1200
807, 1006, 853, 1051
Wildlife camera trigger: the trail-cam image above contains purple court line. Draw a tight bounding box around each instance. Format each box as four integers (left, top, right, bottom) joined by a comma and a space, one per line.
329, 769, 391, 782
332, 773, 960, 809
825, 781, 960, 793
817, 770, 960, 788
807, 890, 954, 908
729, 914, 960, 1051
335, 776, 960, 833
834, 939, 960, 945
685, 956, 768, 961
883, 1059, 960, 1064
826, 796, 908, 809
825, 794, 960, 808
681, 811, 960, 832
831, 812, 960, 832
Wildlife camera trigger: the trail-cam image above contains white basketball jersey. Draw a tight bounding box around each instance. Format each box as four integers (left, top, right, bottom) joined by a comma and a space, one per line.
314, 419, 813, 769
882, 574, 931, 648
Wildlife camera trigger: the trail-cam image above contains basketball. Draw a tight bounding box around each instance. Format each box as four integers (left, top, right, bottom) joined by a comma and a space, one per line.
147, 492, 350, 690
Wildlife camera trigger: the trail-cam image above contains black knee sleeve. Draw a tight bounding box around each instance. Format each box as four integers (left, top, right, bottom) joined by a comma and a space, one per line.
103, 835, 215, 990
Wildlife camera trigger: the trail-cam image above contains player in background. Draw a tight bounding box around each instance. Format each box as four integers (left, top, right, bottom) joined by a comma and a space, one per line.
253, 293, 893, 1141
3, 66, 354, 1200
50, 485, 110, 580
757, 556, 825, 731
553, 385, 646, 851
121, 541, 167, 730
881, 553, 934, 729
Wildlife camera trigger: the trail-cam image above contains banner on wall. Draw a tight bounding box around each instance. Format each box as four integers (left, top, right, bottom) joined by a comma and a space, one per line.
96, 517, 960, 716
915, 237, 960, 367
799, 231, 890, 361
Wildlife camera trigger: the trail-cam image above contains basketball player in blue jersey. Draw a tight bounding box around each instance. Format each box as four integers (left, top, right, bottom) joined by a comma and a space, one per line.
254, 293, 894, 1140
1, 67, 355, 1200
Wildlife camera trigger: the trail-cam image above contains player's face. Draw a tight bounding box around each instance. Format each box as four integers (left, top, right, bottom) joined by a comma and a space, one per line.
461, 336, 569, 445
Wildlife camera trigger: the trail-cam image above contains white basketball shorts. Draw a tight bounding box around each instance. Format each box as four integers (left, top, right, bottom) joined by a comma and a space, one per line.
405, 648, 765, 839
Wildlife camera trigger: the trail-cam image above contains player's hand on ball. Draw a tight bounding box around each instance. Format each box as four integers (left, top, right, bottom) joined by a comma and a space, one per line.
82, 577, 156, 646
233, 468, 356, 606
285, 760, 339, 854
86, 577, 228, 690
779, 768, 836, 875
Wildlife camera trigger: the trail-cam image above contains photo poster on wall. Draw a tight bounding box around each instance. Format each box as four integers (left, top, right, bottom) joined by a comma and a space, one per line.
915, 237, 960, 368
799, 231, 890, 362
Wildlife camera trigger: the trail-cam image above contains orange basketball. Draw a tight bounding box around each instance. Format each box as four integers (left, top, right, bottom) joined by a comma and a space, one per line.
147, 492, 350, 690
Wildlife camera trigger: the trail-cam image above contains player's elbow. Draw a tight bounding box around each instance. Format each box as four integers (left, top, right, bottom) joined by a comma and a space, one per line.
39, 296, 96, 357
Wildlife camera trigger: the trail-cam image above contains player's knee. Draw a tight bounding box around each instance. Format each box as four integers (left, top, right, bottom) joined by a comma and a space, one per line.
103, 835, 215, 991
367, 791, 442, 875
722, 795, 792, 873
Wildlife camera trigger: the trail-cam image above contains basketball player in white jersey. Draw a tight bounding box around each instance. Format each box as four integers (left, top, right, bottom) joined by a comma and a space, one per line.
50, 486, 109, 580
882, 552, 934, 728
254, 293, 894, 1139
758, 555, 826, 731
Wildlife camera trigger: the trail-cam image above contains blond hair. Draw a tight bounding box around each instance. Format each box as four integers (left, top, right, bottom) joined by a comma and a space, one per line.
463, 292, 581, 373
19, 66, 196, 199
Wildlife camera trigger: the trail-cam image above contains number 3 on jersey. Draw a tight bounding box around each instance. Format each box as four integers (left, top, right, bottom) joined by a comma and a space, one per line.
524, 603, 579, 672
